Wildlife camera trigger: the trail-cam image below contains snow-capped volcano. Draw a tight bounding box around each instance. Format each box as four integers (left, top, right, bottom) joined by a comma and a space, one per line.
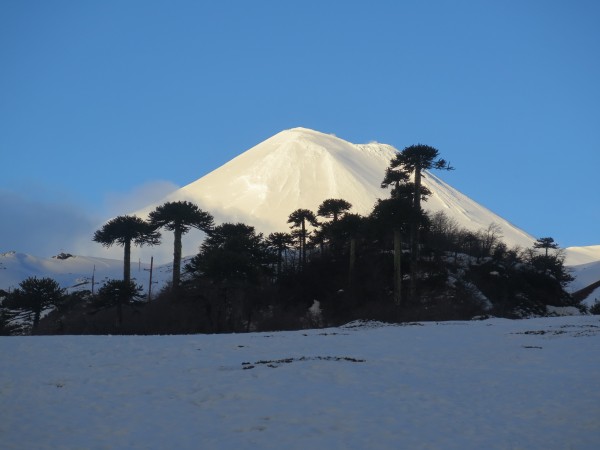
2, 128, 598, 299
136, 127, 535, 249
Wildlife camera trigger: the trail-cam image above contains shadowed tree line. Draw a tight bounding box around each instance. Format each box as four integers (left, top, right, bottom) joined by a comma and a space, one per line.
0, 145, 584, 335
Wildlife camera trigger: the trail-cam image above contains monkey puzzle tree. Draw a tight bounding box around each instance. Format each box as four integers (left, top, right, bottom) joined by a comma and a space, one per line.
185, 223, 271, 333
381, 167, 411, 197
4, 277, 64, 332
317, 199, 353, 253
93, 215, 161, 284
389, 144, 453, 212
187, 223, 270, 284
317, 198, 352, 222
287, 208, 319, 269
266, 232, 295, 278
530, 237, 572, 283
94, 279, 144, 327
370, 197, 415, 306
149, 201, 214, 289
385, 144, 453, 301
533, 237, 559, 258
324, 213, 366, 285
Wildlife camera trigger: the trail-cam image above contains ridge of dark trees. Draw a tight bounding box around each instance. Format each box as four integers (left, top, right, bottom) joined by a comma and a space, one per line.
0, 146, 585, 335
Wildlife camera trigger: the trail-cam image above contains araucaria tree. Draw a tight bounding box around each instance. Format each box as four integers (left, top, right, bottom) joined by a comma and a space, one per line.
287, 208, 319, 268
149, 201, 214, 288
93, 215, 161, 284
266, 232, 295, 277
389, 144, 453, 211
187, 223, 270, 284
94, 279, 144, 327
534, 237, 559, 257
530, 236, 572, 283
385, 144, 453, 301
317, 199, 352, 222
325, 212, 366, 285
5, 277, 64, 332
370, 197, 415, 306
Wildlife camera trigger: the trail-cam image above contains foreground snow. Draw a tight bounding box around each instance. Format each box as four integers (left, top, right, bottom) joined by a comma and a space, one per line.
1, 316, 599, 449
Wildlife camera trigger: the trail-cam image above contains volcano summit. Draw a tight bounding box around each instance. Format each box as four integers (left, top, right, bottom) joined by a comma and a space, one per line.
136, 127, 535, 250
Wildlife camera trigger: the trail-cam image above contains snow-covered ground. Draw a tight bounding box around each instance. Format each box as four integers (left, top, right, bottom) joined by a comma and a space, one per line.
1, 315, 599, 449
565, 246, 600, 306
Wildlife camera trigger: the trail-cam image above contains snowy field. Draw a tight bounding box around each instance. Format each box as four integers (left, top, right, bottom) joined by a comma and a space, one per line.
1, 316, 599, 449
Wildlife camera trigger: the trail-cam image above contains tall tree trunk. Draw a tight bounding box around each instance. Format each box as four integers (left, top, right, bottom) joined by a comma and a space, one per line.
393, 229, 402, 306
413, 167, 422, 211
33, 307, 41, 333
410, 167, 422, 303
124, 239, 131, 284
409, 229, 418, 302
173, 227, 182, 289
277, 247, 282, 277
301, 220, 306, 268
117, 296, 123, 327
349, 237, 356, 286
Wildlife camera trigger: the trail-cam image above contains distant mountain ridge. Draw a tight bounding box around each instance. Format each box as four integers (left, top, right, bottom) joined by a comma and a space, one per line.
0, 251, 173, 294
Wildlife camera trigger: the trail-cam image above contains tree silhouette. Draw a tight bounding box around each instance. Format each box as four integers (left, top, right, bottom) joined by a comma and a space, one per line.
187, 223, 269, 283
149, 201, 214, 289
371, 197, 414, 305
389, 144, 452, 211
530, 237, 571, 281
93, 215, 161, 284
94, 279, 144, 327
5, 277, 64, 332
533, 237, 559, 258
266, 232, 295, 277
287, 209, 319, 268
385, 144, 453, 301
381, 167, 411, 197
325, 213, 366, 285
317, 199, 352, 222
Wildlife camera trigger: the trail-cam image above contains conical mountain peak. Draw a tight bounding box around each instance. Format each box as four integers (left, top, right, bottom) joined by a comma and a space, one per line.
136, 128, 535, 252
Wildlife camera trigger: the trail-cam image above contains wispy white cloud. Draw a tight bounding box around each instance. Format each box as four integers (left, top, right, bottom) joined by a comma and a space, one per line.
102, 180, 179, 218
0, 189, 100, 257
0, 180, 181, 262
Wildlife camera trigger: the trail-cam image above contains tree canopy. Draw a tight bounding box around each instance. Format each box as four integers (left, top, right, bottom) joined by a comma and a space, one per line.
93, 215, 161, 248
187, 223, 270, 284
534, 237, 559, 257
93, 215, 160, 284
317, 199, 352, 222
4, 277, 64, 331
288, 209, 319, 268
149, 201, 214, 288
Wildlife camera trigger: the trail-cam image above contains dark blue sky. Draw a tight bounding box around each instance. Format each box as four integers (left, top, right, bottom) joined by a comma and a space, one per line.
1, 0, 598, 255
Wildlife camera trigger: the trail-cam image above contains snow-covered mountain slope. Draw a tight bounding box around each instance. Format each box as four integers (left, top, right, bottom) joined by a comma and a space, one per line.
564, 245, 600, 266
564, 246, 600, 305
3, 128, 596, 293
565, 249, 600, 306
0, 252, 172, 295
136, 127, 536, 249
568, 260, 600, 304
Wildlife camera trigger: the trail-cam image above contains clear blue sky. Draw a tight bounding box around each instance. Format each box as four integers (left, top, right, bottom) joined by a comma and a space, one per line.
1, 0, 599, 256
